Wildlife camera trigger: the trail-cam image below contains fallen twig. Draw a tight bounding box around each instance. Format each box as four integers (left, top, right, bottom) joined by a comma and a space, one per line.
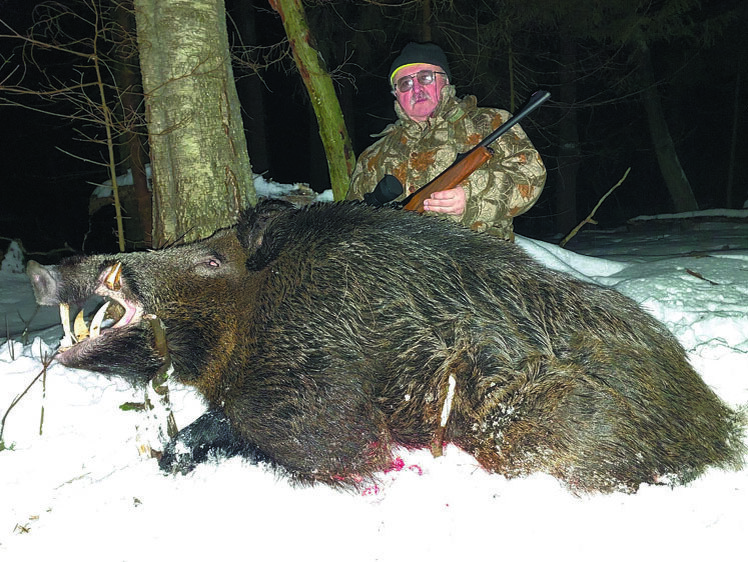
134, 317, 178, 458
686, 268, 719, 285
560, 167, 631, 247
4, 318, 14, 361
39, 342, 48, 435
0, 348, 56, 450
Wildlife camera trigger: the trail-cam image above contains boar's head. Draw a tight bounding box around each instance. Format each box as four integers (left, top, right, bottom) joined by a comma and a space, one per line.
26, 201, 293, 390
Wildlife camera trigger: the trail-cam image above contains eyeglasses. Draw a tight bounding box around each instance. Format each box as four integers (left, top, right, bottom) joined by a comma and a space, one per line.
393, 70, 447, 93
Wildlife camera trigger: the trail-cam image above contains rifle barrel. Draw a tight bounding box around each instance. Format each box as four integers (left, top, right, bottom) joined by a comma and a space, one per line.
478, 90, 550, 150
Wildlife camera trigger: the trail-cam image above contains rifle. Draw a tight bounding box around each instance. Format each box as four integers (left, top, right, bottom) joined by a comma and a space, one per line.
365, 90, 550, 212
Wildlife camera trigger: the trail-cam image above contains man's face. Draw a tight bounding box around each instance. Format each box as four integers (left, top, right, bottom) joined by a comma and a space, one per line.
393, 63, 448, 122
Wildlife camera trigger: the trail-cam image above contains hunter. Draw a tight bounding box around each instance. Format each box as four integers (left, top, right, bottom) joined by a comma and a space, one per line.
347, 41, 546, 240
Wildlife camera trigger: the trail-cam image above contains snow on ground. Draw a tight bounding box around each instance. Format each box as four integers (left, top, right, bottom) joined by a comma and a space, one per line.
1, 188, 747, 561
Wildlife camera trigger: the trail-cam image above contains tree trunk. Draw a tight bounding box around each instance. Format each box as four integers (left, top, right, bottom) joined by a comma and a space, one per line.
633, 31, 698, 212
114, 0, 152, 249
726, 60, 741, 208
231, 1, 270, 175
134, 0, 255, 246
269, 0, 355, 201
555, 29, 580, 235
421, 0, 432, 42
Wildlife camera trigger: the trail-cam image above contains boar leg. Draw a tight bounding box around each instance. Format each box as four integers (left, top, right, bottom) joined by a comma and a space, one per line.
159, 409, 269, 474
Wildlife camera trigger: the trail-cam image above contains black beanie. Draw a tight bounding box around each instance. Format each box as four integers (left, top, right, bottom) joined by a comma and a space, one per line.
388, 42, 451, 85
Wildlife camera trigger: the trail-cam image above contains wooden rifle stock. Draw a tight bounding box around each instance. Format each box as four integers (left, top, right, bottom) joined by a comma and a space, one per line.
402, 148, 492, 212
401, 90, 550, 213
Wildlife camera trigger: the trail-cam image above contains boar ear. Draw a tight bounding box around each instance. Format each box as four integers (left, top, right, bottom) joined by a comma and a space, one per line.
238, 199, 294, 249
238, 199, 295, 270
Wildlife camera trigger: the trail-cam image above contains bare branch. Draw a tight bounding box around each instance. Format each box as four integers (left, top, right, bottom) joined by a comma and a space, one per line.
0, 0, 149, 251
560, 167, 631, 247
0, 349, 57, 449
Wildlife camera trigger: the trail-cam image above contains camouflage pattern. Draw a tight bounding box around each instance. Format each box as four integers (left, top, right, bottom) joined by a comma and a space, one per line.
347, 85, 546, 240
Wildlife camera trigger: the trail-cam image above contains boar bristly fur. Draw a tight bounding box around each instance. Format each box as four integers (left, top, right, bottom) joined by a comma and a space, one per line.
26, 200, 745, 493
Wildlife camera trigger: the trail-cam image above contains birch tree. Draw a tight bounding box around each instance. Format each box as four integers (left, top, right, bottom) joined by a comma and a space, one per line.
134, 0, 254, 246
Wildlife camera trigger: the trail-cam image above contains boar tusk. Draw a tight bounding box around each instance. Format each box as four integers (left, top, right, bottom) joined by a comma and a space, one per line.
104, 262, 122, 291
90, 301, 111, 339
59, 303, 75, 349
74, 309, 89, 341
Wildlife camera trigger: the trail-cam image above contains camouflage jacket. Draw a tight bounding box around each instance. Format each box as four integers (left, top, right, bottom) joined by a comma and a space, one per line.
347, 86, 546, 239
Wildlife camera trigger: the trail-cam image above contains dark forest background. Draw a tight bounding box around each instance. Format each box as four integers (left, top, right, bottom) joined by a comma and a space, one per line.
1, 0, 746, 255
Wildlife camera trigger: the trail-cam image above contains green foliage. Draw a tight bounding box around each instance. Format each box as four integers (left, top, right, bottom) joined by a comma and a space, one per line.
119, 401, 148, 412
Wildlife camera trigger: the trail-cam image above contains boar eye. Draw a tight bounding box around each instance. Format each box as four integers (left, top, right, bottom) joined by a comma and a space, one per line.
195, 254, 223, 272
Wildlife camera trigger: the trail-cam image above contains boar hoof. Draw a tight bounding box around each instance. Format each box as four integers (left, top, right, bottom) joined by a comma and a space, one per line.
158, 409, 268, 474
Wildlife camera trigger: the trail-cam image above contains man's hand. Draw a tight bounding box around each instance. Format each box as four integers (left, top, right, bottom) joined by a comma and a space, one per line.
422, 185, 466, 216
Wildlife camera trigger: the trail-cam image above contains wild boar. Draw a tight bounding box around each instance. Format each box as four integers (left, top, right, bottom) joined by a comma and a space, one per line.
26, 200, 745, 493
